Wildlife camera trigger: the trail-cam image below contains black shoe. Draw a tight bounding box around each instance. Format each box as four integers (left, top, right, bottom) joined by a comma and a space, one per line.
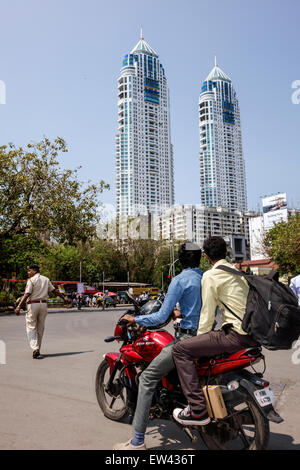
32, 349, 40, 359
173, 405, 211, 426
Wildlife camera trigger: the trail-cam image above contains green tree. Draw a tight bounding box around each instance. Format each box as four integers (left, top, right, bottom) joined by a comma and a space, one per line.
199, 255, 211, 272
0, 234, 48, 279
264, 213, 300, 276
37, 243, 82, 281
0, 137, 109, 244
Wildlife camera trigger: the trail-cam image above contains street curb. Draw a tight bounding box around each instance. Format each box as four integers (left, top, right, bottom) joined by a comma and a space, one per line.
0, 310, 14, 317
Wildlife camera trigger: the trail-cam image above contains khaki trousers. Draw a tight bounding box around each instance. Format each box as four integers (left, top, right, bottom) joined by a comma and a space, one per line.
25, 303, 48, 351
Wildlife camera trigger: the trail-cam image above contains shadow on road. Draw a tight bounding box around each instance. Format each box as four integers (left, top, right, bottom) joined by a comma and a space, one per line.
140, 420, 300, 450
38, 350, 94, 359
269, 431, 300, 450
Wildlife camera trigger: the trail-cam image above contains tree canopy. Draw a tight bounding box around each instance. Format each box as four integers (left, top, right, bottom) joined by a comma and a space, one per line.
0, 137, 109, 244
264, 213, 300, 276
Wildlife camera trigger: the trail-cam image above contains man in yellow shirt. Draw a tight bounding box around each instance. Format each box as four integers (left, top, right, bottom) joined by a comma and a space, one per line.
172, 236, 258, 426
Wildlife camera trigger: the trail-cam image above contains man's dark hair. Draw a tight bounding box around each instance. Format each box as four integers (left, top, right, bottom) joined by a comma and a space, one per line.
203, 236, 227, 261
178, 243, 202, 268
29, 264, 40, 272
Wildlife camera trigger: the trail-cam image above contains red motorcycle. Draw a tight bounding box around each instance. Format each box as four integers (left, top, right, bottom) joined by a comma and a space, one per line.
95, 295, 283, 450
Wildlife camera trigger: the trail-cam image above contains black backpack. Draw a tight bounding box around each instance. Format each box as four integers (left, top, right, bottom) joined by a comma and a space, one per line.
217, 266, 300, 350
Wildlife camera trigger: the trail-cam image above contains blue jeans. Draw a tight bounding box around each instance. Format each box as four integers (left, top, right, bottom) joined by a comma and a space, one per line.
132, 332, 194, 433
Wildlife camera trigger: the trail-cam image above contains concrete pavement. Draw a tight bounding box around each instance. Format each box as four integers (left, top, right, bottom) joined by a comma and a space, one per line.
0, 307, 299, 450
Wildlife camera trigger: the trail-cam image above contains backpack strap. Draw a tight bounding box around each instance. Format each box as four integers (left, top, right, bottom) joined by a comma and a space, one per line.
216, 265, 247, 277
219, 301, 243, 323
267, 269, 279, 281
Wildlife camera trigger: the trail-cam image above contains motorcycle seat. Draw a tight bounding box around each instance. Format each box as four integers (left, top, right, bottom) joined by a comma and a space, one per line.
196, 347, 262, 364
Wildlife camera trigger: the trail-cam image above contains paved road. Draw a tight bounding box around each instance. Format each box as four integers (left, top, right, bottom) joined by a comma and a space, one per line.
0, 307, 299, 450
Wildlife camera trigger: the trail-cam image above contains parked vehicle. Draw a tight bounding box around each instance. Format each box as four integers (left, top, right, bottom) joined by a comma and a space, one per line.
103, 296, 117, 308
117, 292, 128, 304
95, 293, 283, 450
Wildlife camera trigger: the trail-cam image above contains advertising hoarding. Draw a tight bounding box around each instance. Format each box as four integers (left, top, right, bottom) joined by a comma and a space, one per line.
262, 193, 288, 230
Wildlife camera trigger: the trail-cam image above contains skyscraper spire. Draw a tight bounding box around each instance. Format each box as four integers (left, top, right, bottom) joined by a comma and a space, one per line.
199, 62, 247, 211
116, 35, 174, 217
214, 56, 217, 67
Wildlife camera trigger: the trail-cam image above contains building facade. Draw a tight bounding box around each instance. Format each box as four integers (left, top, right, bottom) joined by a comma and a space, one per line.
199, 59, 247, 211
158, 205, 254, 261
115, 32, 174, 218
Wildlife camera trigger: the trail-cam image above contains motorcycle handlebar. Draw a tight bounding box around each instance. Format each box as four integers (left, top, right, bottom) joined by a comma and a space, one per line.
118, 319, 130, 326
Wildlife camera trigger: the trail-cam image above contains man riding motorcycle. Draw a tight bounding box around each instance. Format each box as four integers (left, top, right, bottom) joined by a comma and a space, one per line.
113, 242, 203, 450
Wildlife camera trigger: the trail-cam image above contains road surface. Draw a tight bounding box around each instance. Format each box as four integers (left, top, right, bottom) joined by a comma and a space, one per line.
0, 307, 299, 450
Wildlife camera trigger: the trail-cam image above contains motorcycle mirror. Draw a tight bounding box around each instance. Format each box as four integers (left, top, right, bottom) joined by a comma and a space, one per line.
125, 291, 140, 309
104, 336, 119, 343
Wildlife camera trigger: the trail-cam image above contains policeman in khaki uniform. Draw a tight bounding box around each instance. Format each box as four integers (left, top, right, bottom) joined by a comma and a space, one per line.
15, 264, 69, 358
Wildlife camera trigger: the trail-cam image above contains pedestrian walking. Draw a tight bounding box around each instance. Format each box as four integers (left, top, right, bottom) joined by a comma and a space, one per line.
15, 264, 69, 359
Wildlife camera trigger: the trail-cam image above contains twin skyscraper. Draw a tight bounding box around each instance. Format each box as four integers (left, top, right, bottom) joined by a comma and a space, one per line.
116, 32, 247, 218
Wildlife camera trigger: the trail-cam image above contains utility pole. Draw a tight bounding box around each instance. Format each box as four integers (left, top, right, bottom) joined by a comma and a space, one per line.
102, 271, 105, 294
170, 239, 175, 277
79, 262, 82, 283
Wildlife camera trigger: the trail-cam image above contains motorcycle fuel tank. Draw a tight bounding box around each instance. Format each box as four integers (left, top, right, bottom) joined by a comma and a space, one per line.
133, 330, 175, 362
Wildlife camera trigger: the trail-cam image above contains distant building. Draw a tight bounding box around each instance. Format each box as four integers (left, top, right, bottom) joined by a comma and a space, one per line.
199, 59, 247, 211
236, 259, 278, 276
249, 215, 267, 260
115, 30, 174, 218
248, 206, 299, 261
158, 205, 255, 261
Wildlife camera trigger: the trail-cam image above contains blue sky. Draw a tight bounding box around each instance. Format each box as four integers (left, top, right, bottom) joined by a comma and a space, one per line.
0, 0, 299, 212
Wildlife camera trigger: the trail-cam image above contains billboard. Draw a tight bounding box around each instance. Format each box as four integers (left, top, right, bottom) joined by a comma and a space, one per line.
77, 283, 85, 294
262, 193, 288, 230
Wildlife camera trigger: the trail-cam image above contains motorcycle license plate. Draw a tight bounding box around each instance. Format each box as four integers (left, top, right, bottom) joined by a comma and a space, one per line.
254, 387, 275, 407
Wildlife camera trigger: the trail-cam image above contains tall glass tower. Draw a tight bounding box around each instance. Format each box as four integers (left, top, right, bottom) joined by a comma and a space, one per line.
199, 59, 247, 211
116, 31, 174, 217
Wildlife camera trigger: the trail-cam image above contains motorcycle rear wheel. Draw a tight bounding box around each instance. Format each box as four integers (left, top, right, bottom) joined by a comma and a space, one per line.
95, 360, 128, 421
199, 397, 270, 450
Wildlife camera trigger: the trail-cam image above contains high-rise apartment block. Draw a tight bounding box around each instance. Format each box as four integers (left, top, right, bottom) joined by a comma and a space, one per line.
199, 59, 247, 211
159, 204, 254, 261
115, 32, 174, 217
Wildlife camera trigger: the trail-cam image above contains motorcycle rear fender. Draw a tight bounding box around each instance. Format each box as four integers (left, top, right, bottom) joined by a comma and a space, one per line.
104, 352, 137, 381
239, 378, 284, 424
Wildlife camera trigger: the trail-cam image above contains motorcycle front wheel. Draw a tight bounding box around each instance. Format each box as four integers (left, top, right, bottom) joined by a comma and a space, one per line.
199, 396, 270, 450
95, 360, 128, 421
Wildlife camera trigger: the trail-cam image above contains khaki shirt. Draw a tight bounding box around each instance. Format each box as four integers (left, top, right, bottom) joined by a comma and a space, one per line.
197, 259, 249, 336
25, 273, 55, 301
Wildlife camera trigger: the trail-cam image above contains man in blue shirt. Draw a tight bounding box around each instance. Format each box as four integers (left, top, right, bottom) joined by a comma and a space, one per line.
113, 243, 203, 450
